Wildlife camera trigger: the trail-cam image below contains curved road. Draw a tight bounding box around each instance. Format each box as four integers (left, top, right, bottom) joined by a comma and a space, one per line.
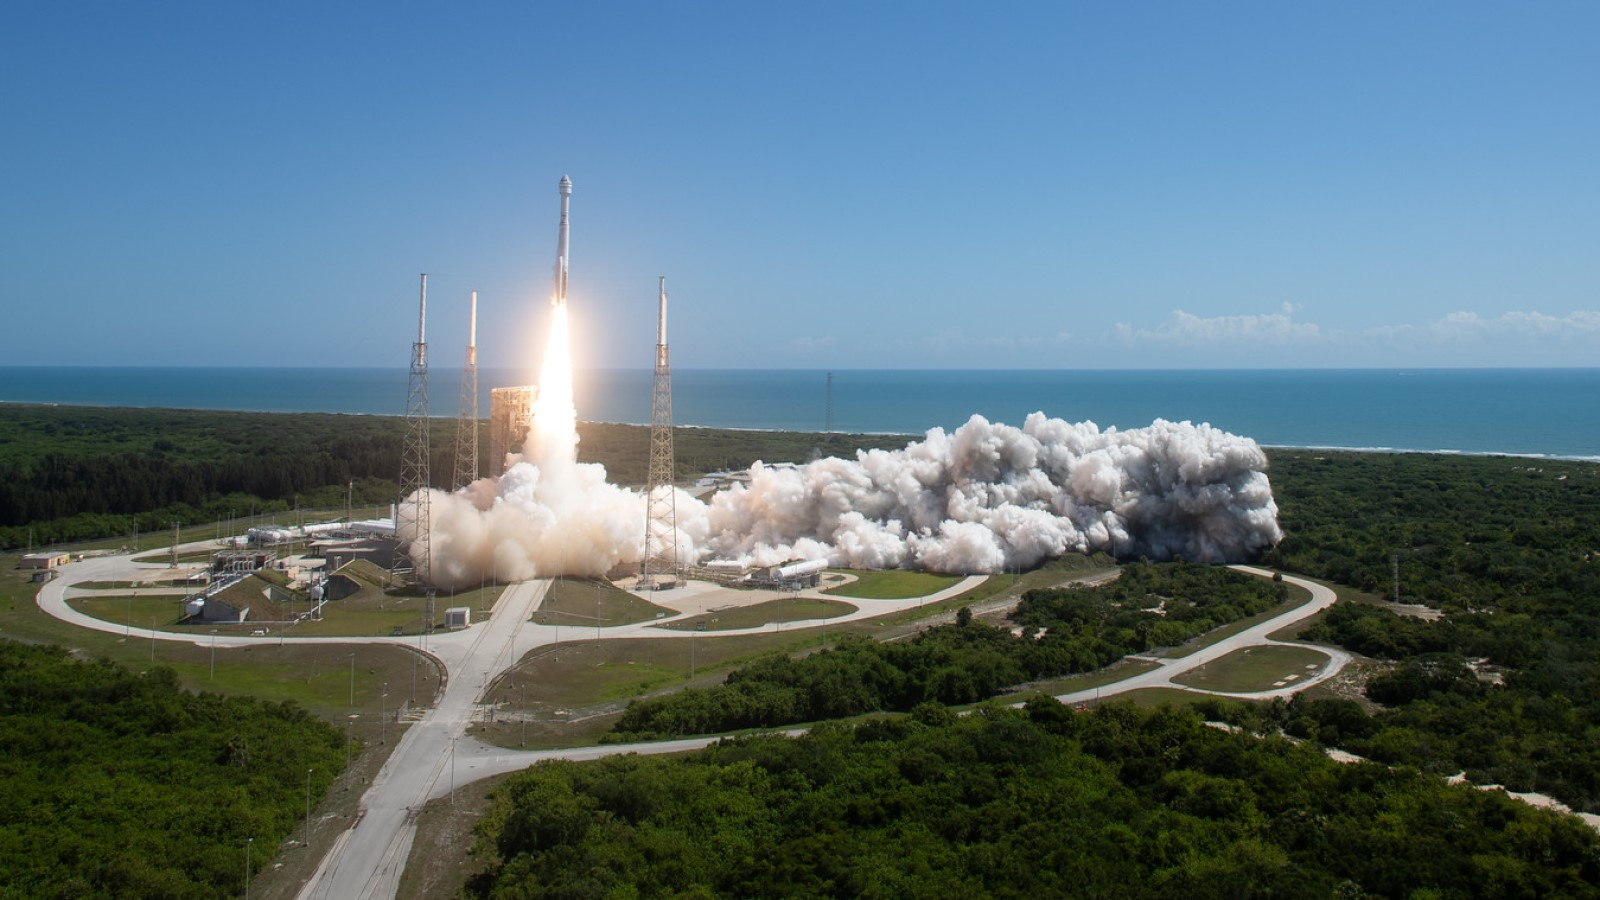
37, 549, 1346, 899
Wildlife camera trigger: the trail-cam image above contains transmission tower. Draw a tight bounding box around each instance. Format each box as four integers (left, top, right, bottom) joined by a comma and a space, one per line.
398, 273, 433, 596
641, 277, 678, 588
453, 291, 480, 490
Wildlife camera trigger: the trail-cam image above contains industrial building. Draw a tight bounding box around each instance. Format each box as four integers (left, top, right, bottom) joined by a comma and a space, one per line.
20, 551, 70, 571
489, 385, 536, 476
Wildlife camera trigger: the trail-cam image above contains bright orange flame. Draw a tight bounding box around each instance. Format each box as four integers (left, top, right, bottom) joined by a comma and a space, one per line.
528, 301, 577, 469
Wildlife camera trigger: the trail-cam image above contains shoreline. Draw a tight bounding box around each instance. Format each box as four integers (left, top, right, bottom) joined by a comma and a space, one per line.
4, 400, 1596, 465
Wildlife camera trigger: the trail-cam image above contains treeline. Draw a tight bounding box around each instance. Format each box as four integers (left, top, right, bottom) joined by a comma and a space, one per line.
609, 563, 1285, 739
474, 701, 1600, 898
0, 643, 345, 897
0, 404, 909, 549
1257, 450, 1600, 813
1263, 450, 1600, 609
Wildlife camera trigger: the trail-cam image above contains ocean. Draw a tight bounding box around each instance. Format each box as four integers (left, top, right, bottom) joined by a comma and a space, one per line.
1, 367, 1596, 460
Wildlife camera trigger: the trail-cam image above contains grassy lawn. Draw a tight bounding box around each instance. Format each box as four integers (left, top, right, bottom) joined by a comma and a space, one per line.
533, 578, 674, 627
1, 550, 440, 725
1021, 657, 1164, 697
1170, 645, 1333, 693
66, 593, 188, 627
656, 597, 857, 631
825, 569, 962, 599
74, 578, 195, 590
288, 583, 507, 638
1109, 687, 1220, 709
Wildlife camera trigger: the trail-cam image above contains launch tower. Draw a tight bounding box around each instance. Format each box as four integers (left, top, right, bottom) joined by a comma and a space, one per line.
640, 277, 678, 588
453, 291, 480, 489
398, 273, 433, 590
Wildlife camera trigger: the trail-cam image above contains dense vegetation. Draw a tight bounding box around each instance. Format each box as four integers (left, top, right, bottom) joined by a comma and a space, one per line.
475, 701, 1600, 898
0, 404, 908, 549
610, 563, 1284, 739
0, 643, 345, 898
1256, 450, 1600, 812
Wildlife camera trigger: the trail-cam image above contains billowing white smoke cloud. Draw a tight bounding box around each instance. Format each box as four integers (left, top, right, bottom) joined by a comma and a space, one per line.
404, 412, 1281, 591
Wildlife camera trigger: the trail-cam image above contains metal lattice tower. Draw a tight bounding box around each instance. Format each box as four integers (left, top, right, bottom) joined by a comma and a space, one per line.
641, 277, 677, 587
398, 273, 433, 591
453, 291, 480, 490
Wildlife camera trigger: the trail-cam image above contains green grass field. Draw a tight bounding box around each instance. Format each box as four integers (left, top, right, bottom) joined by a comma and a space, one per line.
1170, 645, 1333, 693
2, 550, 440, 724
656, 597, 857, 631
825, 569, 963, 599
532, 578, 675, 627
66, 593, 187, 627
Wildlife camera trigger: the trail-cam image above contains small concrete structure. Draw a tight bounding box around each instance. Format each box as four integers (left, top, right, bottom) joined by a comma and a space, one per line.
20, 552, 70, 571
444, 606, 471, 629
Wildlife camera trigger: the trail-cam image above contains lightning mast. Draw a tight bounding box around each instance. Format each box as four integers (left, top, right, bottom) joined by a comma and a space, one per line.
398, 273, 433, 591
641, 277, 677, 588
453, 291, 479, 490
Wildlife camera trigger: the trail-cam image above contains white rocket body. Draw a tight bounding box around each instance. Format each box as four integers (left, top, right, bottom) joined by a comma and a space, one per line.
554, 176, 571, 307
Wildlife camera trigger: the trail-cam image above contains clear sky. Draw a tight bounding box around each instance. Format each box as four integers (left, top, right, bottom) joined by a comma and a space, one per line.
3, 2, 1596, 371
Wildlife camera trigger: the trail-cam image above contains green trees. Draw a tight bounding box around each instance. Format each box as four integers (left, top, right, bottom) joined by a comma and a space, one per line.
610, 564, 1287, 739
475, 703, 1600, 898
0, 643, 345, 897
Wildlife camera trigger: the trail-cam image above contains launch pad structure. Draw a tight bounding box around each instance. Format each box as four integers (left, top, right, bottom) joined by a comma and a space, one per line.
640, 276, 679, 588
398, 273, 433, 594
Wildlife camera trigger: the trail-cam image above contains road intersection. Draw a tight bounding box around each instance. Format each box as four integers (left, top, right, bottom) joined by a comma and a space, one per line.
36, 547, 1347, 899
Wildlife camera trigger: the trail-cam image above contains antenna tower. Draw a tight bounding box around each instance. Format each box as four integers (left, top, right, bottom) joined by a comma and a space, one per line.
641, 277, 678, 588
453, 291, 480, 490
398, 273, 433, 595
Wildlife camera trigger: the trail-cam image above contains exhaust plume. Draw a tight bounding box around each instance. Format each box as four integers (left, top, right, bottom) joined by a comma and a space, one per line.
405, 410, 1282, 591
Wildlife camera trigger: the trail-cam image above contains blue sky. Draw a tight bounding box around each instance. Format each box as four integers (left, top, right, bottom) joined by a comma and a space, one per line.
3, 2, 1596, 371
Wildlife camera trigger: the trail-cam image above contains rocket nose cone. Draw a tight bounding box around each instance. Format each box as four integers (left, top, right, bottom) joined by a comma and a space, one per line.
559, 175, 572, 193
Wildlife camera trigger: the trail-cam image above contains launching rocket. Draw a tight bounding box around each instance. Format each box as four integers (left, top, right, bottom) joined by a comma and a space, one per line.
554, 175, 571, 307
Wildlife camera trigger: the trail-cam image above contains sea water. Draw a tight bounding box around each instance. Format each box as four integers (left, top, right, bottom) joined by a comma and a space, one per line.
1, 367, 1596, 460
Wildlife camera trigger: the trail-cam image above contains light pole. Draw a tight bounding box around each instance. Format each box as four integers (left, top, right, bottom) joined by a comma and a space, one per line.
380, 683, 388, 745
450, 737, 457, 805
519, 683, 525, 747
304, 768, 313, 847
348, 652, 356, 707
344, 716, 358, 791
245, 836, 253, 899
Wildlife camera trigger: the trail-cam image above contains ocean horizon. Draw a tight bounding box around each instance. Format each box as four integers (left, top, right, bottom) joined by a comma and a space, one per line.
2, 366, 1597, 462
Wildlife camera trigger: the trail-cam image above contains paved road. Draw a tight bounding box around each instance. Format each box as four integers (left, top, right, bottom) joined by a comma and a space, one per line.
36, 548, 1351, 899
1052, 568, 1347, 705
297, 579, 548, 899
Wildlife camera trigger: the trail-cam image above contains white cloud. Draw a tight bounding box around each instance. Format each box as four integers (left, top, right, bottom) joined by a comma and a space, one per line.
1106, 303, 1600, 366
1114, 303, 1320, 346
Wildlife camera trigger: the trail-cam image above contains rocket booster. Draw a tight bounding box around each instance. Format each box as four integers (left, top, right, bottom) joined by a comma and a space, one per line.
554, 175, 571, 307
